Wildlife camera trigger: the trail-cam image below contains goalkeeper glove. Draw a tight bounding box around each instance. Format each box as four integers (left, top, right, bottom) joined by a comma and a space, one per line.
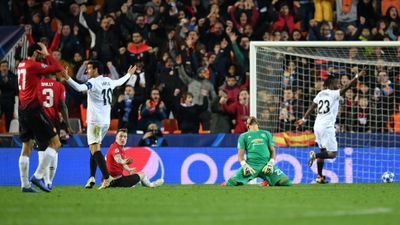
241, 161, 255, 176
262, 159, 275, 175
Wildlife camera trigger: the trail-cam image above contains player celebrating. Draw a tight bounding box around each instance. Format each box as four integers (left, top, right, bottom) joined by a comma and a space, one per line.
37, 70, 74, 190
224, 116, 292, 187
106, 128, 164, 188
295, 70, 365, 183
17, 43, 64, 192
62, 61, 136, 189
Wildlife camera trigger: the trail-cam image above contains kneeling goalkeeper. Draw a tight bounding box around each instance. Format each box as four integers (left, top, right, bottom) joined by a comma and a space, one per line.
225, 116, 292, 186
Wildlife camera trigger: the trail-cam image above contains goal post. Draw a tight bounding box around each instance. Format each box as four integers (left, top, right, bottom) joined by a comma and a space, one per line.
250, 41, 400, 183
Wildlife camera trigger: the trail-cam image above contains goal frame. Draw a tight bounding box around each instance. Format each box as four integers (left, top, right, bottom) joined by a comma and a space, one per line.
249, 41, 400, 117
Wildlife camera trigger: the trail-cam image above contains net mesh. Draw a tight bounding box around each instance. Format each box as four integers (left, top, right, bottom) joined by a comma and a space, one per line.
253, 44, 400, 183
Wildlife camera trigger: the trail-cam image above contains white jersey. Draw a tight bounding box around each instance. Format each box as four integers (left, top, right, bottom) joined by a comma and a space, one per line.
86, 76, 117, 124
313, 89, 340, 129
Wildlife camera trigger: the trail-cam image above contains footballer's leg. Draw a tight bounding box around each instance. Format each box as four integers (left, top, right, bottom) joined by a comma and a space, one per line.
90, 144, 112, 189
315, 150, 336, 184
19, 140, 38, 192
225, 168, 255, 186
136, 172, 164, 188
85, 154, 97, 188
109, 174, 141, 188
260, 166, 291, 187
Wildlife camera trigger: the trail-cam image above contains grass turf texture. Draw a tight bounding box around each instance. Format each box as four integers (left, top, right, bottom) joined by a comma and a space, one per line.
1, 184, 399, 225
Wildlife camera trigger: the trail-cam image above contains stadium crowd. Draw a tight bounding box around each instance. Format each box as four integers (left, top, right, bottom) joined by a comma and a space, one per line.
0, 0, 400, 134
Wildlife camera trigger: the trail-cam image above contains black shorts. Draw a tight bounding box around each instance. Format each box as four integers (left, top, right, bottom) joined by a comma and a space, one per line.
109, 174, 141, 188
19, 107, 57, 151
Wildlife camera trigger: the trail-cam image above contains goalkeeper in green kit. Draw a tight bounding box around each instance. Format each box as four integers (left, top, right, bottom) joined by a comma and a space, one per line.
225, 116, 292, 186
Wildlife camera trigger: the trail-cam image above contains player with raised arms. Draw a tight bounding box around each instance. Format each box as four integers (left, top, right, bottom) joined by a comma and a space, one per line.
62, 61, 136, 189
296, 69, 366, 183
224, 116, 292, 187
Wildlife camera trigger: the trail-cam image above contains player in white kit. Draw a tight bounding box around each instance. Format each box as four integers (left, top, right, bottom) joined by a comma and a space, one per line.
296, 69, 365, 183
62, 61, 136, 189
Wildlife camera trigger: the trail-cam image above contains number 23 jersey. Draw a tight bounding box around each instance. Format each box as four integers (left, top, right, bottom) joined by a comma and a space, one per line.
313, 89, 340, 129
86, 76, 118, 125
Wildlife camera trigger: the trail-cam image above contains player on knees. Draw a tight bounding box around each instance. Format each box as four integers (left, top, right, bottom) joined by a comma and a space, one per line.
224, 116, 291, 187
296, 69, 365, 183
17, 43, 64, 192
106, 128, 164, 188
62, 62, 136, 189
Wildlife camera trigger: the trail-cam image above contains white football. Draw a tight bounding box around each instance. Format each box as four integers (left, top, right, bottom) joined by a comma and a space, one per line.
381, 171, 395, 183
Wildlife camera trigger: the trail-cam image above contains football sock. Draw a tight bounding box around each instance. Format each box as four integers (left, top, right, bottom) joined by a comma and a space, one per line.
90, 154, 97, 177
316, 151, 329, 159
34, 147, 56, 179
38, 151, 50, 184
93, 151, 109, 179
19, 156, 30, 188
141, 175, 154, 187
317, 159, 324, 177
48, 152, 58, 184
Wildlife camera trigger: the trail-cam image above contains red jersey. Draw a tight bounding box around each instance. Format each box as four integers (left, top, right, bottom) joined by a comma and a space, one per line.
38, 78, 66, 125
106, 142, 126, 178
17, 55, 64, 110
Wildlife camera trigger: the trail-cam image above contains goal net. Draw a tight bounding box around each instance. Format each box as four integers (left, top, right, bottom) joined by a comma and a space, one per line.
250, 42, 400, 183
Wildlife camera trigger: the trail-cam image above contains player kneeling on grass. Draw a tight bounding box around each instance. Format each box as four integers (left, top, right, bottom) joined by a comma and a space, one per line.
224, 116, 291, 187
105, 128, 163, 188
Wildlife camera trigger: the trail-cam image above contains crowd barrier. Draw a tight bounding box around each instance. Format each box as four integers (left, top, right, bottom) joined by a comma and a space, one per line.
0, 147, 398, 186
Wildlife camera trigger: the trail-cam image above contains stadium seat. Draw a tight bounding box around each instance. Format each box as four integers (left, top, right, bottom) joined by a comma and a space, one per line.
80, 104, 87, 128
68, 118, 82, 134
8, 119, 19, 134
108, 119, 119, 133
198, 123, 210, 134
161, 119, 181, 134
0, 115, 6, 133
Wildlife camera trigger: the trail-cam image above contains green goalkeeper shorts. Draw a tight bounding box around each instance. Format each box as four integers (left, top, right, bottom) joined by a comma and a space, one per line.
226, 165, 288, 186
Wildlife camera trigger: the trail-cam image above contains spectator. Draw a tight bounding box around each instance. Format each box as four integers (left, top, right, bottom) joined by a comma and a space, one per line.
173, 92, 208, 133
220, 73, 249, 105
210, 89, 232, 133
0, 61, 18, 132
272, 2, 295, 34
335, 0, 358, 31
59, 24, 82, 63
114, 85, 141, 133
93, 16, 119, 64
139, 88, 167, 130
387, 103, 400, 132
278, 88, 296, 132
355, 96, 371, 132
138, 123, 168, 146
221, 89, 250, 133
177, 63, 216, 131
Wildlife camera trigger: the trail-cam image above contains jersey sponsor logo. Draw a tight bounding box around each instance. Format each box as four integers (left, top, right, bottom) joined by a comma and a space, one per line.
251, 138, 263, 144
40, 63, 48, 68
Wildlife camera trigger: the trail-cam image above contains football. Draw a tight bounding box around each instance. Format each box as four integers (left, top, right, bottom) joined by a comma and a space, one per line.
381, 171, 395, 183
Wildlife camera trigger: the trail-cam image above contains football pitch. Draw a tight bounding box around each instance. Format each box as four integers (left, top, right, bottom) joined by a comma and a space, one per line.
1, 184, 399, 225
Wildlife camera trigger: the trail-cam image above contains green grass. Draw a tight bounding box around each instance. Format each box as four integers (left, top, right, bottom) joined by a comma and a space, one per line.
1, 184, 400, 225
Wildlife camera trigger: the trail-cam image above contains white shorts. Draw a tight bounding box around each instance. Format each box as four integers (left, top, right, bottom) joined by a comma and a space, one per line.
87, 123, 109, 145
314, 126, 338, 152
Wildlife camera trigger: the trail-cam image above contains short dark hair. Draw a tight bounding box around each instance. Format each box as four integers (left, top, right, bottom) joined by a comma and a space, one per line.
87, 60, 102, 74
0, 60, 8, 66
27, 43, 42, 57
324, 75, 338, 88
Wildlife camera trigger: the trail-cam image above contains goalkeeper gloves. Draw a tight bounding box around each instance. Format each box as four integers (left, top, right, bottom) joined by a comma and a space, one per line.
240, 161, 255, 176
262, 159, 275, 176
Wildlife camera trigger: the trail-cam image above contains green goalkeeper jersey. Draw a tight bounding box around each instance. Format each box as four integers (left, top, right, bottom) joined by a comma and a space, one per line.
237, 130, 274, 167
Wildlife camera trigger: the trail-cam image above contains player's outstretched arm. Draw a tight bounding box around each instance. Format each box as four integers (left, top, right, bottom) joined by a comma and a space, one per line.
62, 68, 89, 92
339, 68, 365, 96
295, 102, 317, 128
35, 42, 64, 73
112, 65, 137, 87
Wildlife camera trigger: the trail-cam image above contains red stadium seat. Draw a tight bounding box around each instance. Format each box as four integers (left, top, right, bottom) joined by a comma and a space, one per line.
162, 119, 181, 134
